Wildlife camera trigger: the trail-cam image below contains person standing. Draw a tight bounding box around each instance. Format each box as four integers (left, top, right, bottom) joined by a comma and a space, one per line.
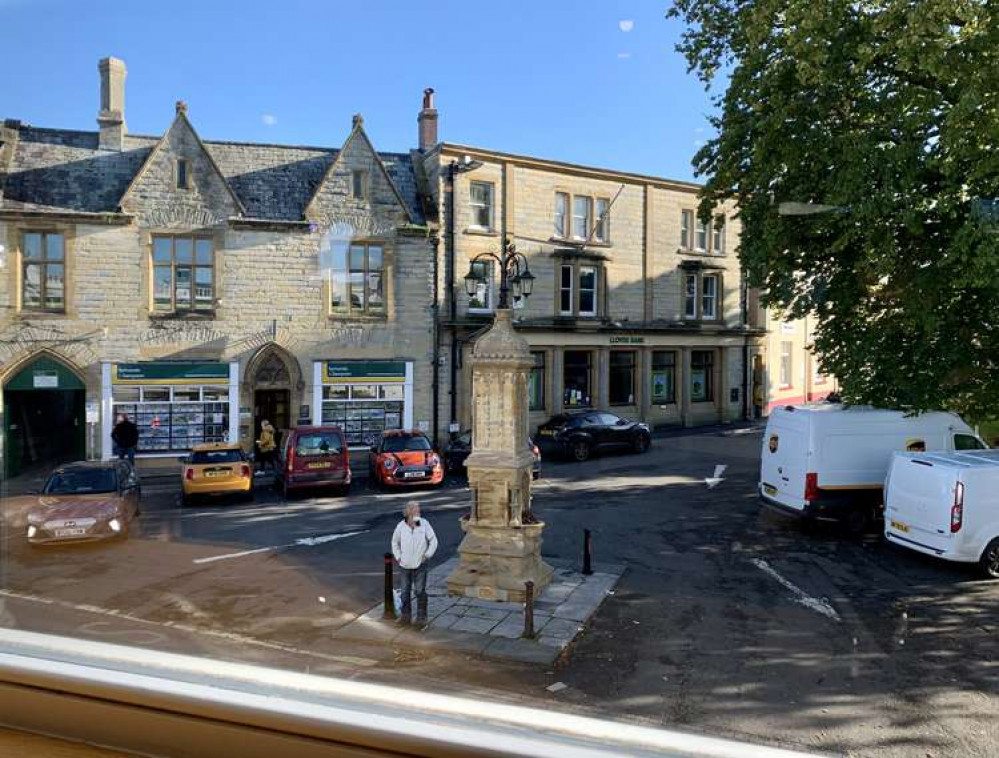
256, 420, 276, 472
391, 501, 438, 626
111, 413, 138, 466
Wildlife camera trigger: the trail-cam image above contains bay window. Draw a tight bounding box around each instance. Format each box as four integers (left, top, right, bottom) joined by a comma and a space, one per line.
682, 270, 722, 321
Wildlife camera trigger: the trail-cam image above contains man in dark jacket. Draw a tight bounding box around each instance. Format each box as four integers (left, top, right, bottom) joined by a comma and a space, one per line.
111, 413, 139, 465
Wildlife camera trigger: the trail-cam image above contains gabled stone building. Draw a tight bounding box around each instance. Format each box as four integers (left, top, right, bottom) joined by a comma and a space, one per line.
0, 57, 437, 475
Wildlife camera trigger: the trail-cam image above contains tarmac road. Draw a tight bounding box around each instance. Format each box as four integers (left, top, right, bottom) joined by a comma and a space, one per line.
3, 427, 999, 757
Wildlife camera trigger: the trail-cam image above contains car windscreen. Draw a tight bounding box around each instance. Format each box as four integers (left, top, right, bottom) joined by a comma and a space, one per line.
383, 436, 433, 453
43, 469, 118, 495
295, 433, 343, 456
190, 449, 244, 464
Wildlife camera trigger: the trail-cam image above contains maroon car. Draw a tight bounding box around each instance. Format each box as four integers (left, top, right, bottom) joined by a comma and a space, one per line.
274, 426, 351, 498
15, 461, 141, 544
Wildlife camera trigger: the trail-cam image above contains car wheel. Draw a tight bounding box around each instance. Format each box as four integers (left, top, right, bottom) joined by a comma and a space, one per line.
181, 493, 194, 507
571, 440, 591, 462
980, 538, 999, 579
245, 489, 256, 503
633, 434, 650, 454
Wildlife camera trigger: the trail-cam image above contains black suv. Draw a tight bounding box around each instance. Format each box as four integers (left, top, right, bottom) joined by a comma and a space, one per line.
536, 411, 652, 462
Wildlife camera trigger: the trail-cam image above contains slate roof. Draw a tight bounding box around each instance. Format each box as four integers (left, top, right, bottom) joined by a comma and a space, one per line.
0, 125, 425, 224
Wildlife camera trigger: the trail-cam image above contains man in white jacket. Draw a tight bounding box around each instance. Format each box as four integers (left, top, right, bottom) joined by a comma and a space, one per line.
391, 501, 438, 626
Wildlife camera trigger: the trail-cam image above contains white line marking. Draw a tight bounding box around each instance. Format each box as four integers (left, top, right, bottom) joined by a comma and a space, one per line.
0, 589, 379, 667
192, 530, 368, 565
705, 463, 727, 489
750, 558, 841, 622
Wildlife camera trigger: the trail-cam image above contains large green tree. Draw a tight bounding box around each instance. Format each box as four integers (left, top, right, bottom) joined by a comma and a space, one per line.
668, 0, 999, 418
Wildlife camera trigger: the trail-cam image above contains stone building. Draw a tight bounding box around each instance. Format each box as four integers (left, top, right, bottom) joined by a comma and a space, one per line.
0, 57, 437, 476
418, 95, 766, 434
758, 311, 839, 415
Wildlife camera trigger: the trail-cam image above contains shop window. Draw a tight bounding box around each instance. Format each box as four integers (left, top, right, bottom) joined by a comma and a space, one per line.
468, 260, 493, 312
112, 384, 230, 452
651, 350, 676, 404
331, 243, 384, 316
321, 383, 405, 447
609, 351, 636, 406
563, 350, 592, 408
469, 181, 494, 230
152, 235, 214, 314
529, 351, 545, 411
780, 341, 793, 387
691, 350, 715, 402
21, 232, 65, 312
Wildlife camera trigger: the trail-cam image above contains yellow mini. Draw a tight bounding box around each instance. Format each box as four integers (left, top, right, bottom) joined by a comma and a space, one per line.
181, 443, 254, 506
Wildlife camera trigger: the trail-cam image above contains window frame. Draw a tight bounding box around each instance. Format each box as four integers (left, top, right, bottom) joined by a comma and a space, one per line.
20, 231, 66, 314
562, 349, 593, 409
151, 234, 215, 316
554, 192, 568, 238
712, 215, 725, 255
780, 340, 793, 388
608, 350, 636, 407
351, 170, 368, 200
694, 218, 708, 252
467, 259, 494, 313
690, 349, 715, 403
571, 195, 592, 241
469, 181, 495, 231
578, 265, 598, 317
528, 351, 546, 412
594, 197, 610, 243
557, 262, 601, 319
651, 350, 677, 404
680, 209, 693, 249
558, 264, 574, 316
330, 241, 386, 317
175, 158, 190, 190
682, 270, 723, 322
701, 274, 718, 320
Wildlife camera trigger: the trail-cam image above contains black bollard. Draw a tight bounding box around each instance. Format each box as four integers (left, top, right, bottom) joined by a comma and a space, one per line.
582, 528, 593, 575
523, 581, 535, 639
383, 552, 396, 619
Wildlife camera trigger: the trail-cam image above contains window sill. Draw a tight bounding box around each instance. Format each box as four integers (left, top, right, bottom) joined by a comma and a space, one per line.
15, 310, 67, 319
149, 311, 216, 321
464, 227, 499, 237
551, 236, 612, 248
328, 313, 387, 323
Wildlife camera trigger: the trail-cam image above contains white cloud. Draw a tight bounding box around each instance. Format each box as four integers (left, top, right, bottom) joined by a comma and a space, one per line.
261, 114, 277, 126
617, 52, 631, 59
694, 140, 705, 147
619, 19, 634, 32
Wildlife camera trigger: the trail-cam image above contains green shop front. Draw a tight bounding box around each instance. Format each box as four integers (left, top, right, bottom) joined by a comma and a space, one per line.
101, 361, 239, 458
312, 361, 414, 449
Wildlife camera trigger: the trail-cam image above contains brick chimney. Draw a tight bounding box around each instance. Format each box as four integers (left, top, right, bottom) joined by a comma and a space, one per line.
417, 88, 437, 152
97, 57, 127, 151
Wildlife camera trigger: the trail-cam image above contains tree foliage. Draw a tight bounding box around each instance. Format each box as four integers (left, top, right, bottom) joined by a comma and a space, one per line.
668, 0, 999, 419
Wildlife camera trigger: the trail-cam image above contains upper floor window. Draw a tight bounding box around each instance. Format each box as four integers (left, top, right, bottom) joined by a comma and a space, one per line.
469, 181, 494, 230
554, 192, 568, 237
176, 159, 190, 190
680, 209, 693, 249
152, 235, 214, 314
352, 170, 368, 200
780, 340, 793, 387
594, 198, 610, 243
695, 218, 709, 251
21, 232, 65, 312
559, 263, 599, 317
683, 271, 721, 321
572, 196, 592, 240
468, 260, 493, 312
331, 243, 384, 316
712, 215, 725, 254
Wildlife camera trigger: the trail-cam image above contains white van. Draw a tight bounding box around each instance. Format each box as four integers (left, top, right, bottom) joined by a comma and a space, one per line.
885, 450, 999, 577
759, 404, 985, 530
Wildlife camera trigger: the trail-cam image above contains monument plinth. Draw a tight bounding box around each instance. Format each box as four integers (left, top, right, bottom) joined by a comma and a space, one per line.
446, 308, 553, 602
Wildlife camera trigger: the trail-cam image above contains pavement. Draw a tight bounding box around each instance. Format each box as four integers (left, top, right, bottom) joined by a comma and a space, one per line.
5, 421, 999, 756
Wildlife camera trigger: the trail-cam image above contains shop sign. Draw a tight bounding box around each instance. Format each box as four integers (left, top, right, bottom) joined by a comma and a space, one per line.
609, 336, 644, 345
323, 361, 406, 384
113, 362, 228, 385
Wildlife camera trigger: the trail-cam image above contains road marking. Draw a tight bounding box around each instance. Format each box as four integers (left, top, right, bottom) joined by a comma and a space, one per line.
705, 463, 727, 489
0, 588, 380, 667
192, 530, 368, 565
750, 558, 841, 622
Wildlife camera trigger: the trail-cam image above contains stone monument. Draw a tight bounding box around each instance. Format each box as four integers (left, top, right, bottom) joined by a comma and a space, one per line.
446, 308, 554, 602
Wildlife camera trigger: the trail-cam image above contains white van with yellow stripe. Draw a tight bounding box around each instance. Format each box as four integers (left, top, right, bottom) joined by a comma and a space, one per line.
759, 404, 985, 531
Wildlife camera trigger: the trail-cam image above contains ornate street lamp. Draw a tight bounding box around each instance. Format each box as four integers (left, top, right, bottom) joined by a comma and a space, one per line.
463, 238, 534, 309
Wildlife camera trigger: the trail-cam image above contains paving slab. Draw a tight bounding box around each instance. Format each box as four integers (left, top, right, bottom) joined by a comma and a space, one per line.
488, 612, 553, 639
428, 612, 462, 631
461, 606, 509, 622
451, 615, 503, 634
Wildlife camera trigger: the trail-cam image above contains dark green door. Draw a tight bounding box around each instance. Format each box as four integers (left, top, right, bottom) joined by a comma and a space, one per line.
3, 357, 86, 478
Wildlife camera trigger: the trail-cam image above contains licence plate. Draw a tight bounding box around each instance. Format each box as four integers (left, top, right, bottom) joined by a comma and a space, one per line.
763, 484, 777, 496
308, 462, 331, 469
404, 471, 424, 479
539, 430, 554, 437
205, 470, 231, 478
54, 528, 87, 538
891, 519, 910, 534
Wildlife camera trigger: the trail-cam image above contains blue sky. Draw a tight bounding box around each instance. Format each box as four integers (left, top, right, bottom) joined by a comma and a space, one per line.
0, 0, 721, 182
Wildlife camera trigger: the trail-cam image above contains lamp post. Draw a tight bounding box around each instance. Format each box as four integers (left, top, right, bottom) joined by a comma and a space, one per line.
463, 238, 535, 310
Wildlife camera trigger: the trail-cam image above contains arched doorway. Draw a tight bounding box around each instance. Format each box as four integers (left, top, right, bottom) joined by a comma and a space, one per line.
3, 354, 86, 477
245, 346, 301, 449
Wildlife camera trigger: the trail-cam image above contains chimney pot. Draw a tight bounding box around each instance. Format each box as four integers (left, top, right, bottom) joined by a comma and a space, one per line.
97, 56, 127, 151
417, 87, 438, 152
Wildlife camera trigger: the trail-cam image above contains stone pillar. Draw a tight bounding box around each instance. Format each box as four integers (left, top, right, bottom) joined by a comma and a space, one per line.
447, 309, 554, 602
681, 347, 693, 428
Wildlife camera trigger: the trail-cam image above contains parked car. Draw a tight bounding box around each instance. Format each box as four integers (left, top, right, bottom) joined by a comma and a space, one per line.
444, 431, 542, 479
181, 442, 254, 506
535, 411, 652, 462
275, 426, 351, 498
759, 404, 987, 531
885, 450, 999, 577
18, 460, 140, 544
369, 429, 444, 488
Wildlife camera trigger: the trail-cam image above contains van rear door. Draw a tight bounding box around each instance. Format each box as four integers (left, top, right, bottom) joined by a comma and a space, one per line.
885, 456, 955, 554
760, 409, 810, 512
